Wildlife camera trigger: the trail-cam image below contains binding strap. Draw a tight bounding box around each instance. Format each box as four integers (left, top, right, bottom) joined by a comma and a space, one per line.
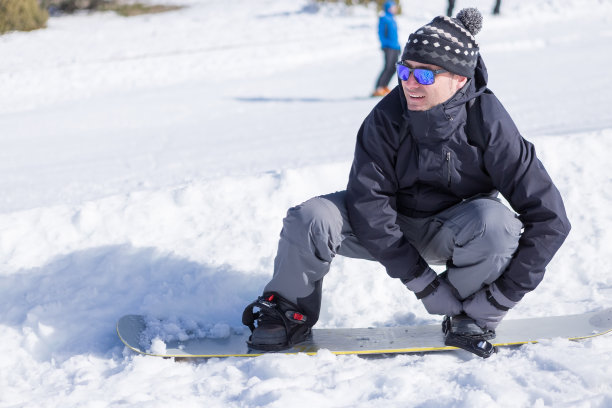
241, 295, 308, 334
242, 296, 275, 333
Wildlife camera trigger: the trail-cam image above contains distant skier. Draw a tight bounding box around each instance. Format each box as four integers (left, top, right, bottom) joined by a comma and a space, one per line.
372, 1, 401, 97
448, 0, 502, 16
447, 0, 455, 17
244, 8, 570, 355
492, 0, 502, 15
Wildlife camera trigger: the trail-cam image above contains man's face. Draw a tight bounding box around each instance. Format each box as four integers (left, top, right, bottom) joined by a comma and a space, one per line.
400, 60, 467, 111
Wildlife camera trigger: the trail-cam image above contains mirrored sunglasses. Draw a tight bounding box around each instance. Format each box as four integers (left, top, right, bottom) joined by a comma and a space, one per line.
396, 62, 448, 85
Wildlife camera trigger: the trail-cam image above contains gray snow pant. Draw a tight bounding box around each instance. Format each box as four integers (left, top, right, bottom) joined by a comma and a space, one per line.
264, 191, 523, 325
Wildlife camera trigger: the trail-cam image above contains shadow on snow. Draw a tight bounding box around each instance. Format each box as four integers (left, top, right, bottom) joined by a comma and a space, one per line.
0, 245, 266, 362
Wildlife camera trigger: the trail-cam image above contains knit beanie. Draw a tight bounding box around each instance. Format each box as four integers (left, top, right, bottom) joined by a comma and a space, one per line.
401, 8, 483, 78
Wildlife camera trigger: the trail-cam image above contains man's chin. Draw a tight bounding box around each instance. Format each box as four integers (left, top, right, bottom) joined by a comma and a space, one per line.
404, 95, 429, 111
406, 103, 429, 111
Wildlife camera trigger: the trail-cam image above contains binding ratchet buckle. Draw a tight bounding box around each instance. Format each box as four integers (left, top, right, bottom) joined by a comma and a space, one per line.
442, 314, 498, 359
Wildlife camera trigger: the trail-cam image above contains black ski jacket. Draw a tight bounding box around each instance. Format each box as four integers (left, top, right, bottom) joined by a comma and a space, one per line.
346, 57, 571, 302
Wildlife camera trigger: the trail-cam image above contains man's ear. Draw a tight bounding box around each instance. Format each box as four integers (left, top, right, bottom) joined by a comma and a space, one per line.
455, 75, 468, 90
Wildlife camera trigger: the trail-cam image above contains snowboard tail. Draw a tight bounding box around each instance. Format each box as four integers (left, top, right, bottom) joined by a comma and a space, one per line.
117, 307, 612, 358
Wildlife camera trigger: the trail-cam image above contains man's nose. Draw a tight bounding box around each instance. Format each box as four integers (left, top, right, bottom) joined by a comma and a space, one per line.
403, 73, 420, 89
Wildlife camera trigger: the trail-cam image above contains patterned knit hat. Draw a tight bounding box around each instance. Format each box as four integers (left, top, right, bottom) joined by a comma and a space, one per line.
401, 8, 483, 78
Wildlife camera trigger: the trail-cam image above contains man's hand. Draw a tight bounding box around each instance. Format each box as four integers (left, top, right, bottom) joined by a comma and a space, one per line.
421, 278, 463, 316
462, 284, 518, 330
404, 267, 462, 316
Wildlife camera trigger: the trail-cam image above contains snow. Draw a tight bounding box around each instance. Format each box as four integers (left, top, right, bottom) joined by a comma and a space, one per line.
1, 0, 612, 406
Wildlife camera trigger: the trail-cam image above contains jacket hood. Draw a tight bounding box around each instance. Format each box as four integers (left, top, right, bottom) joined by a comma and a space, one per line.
384, 1, 395, 13
446, 55, 489, 109
398, 55, 490, 144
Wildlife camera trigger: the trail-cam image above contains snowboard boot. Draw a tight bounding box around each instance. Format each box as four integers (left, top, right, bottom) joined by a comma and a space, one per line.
242, 293, 312, 351
442, 313, 497, 358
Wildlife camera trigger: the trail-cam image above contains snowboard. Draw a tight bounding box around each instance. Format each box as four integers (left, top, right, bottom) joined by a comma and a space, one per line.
117, 307, 612, 358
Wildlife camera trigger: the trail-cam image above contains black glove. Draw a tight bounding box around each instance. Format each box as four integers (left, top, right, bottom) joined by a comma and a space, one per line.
462, 283, 518, 330
405, 267, 462, 316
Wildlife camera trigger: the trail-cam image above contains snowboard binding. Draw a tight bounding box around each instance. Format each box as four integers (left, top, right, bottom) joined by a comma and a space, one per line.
242, 293, 312, 352
442, 314, 497, 358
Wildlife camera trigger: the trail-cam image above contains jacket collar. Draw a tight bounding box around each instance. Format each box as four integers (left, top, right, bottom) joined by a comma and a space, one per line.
400, 56, 488, 145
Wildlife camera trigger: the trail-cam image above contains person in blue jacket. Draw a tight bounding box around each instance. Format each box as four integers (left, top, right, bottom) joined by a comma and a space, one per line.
373, 1, 401, 97
243, 8, 570, 355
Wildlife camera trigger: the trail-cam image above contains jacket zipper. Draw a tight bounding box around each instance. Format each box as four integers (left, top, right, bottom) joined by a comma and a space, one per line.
446, 151, 452, 187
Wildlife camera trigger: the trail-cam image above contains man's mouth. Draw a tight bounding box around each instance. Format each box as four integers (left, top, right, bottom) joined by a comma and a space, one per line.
408, 93, 425, 99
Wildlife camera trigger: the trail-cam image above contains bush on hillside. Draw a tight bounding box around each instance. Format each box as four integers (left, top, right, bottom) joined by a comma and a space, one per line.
40, 0, 182, 16
98, 3, 182, 17
41, 0, 109, 13
0, 0, 48, 34
314, 0, 400, 12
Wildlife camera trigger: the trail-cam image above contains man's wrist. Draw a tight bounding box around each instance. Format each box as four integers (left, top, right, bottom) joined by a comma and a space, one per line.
486, 284, 518, 311
414, 277, 440, 299
403, 267, 437, 294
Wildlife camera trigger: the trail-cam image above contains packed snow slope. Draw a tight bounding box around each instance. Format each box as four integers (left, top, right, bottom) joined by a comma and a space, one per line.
1, 0, 612, 407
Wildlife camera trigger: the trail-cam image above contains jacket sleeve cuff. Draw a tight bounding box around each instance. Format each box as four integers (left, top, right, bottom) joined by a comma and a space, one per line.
487, 283, 519, 310
403, 267, 437, 293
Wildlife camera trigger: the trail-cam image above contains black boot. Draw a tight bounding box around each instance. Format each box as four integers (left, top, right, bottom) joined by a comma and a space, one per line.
443, 313, 497, 358
242, 293, 312, 351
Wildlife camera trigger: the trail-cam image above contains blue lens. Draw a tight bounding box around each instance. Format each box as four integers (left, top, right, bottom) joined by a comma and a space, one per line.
414, 69, 435, 85
396, 64, 436, 85
396, 64, 411, 81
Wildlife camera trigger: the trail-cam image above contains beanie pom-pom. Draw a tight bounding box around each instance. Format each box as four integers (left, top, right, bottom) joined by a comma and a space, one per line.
456, 8, 483, 35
